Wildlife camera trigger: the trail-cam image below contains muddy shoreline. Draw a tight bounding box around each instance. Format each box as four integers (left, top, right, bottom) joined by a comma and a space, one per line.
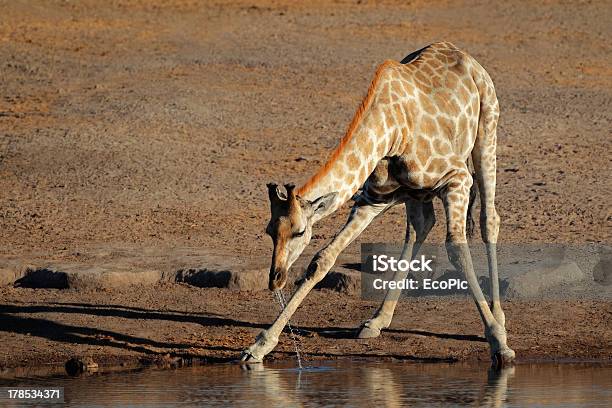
1, 284, 610, 375
3, 354, 610, 381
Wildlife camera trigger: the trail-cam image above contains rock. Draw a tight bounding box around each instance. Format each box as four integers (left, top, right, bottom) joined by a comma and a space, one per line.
0, 261, 32, 286
12, 264, 163, 290
65, 356, 99, 376
479, 261, 586, 298
66, 267, 162, 289
174, 268, 268, 291
315, 271, 360, 295
14, 266, 68, 289
593, 258, 611, 286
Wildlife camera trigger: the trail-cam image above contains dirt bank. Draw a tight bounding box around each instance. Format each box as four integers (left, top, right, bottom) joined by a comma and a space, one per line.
0, 284, 610, 371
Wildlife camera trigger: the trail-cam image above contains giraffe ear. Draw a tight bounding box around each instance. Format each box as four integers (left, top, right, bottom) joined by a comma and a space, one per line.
311, 191, 338, 217
284, 183, 297, 206
267, 183, 287, 205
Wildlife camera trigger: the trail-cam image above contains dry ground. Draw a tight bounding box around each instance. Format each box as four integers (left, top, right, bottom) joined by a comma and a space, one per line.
1, 285, 610, 371
0, 0, 610, 370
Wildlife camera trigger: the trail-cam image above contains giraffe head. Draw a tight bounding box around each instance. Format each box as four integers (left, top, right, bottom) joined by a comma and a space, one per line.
265, 183, 337, 291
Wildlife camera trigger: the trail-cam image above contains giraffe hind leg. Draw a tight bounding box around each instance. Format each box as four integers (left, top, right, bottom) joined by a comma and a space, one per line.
472, 96, 505, 328
442, 170, 514, 367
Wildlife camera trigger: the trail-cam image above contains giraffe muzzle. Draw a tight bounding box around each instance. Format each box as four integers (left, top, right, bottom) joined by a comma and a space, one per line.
269, 268, 288, 291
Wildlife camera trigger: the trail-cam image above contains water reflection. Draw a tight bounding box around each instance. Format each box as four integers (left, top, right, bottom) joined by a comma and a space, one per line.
481, 367, 514, 408
340, 364, 514, 407
1, 361, 610, 407
362, 366, 404, 408
241, 363, 304, 407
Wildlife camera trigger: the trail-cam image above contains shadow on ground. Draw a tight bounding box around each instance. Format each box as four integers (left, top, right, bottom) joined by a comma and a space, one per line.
0, 302, 485, 360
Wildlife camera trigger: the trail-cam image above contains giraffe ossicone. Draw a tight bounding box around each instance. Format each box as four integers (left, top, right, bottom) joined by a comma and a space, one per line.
243, 42, 514, 368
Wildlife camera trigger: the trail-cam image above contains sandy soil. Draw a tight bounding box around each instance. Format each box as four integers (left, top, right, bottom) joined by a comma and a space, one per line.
0, 285, 610, 371
0, 0, 610, 371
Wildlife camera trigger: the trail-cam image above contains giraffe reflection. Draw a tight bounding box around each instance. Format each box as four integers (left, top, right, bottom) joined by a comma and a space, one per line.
241, 363, 303, 408
240, 363, 514, 407
479, 367, 515, 408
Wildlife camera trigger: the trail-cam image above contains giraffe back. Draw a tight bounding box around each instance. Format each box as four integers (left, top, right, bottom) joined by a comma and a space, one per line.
369, 42, 498, 190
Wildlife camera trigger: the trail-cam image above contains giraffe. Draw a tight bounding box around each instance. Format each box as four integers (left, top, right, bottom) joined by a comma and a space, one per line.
241, 41, 514, 367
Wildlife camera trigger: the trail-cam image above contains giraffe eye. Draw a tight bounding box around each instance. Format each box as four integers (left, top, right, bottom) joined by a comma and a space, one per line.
293, 230, 305, 238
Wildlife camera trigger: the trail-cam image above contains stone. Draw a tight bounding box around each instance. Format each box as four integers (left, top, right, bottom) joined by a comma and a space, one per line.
0, 261, 31, 286
592, 257, 611, 286
65, 356, 99, 376
66, 267, 162, 289
13, 264, 163, 290
14, 266, 69, 289
479, 261, 586, 298
315, 270, 360, 295
174, 268, 268, 291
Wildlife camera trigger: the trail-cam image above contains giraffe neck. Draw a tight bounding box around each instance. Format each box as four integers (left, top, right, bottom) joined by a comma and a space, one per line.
296, 61, 404, 222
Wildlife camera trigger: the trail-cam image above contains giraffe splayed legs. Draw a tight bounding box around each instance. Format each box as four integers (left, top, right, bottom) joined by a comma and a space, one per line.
242, 42, 514, 367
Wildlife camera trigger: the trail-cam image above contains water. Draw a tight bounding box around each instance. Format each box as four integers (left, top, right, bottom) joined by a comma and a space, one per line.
275, 289, 303, 369
1, 362, 610, 407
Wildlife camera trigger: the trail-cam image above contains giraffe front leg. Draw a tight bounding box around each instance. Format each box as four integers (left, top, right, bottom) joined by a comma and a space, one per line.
442, 173, 514, 368
240, 330, 279, 363
357, 221, 413, 338
241, 201, 392, 363
240, 278, 319, 363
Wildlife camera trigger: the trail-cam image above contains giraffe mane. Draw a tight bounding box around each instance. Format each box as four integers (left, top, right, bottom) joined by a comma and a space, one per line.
297, 60, 397, 197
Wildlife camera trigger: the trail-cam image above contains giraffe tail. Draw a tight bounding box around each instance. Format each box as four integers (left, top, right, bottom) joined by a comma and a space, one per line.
466, 157, 478, 239
466, 174, 478, 239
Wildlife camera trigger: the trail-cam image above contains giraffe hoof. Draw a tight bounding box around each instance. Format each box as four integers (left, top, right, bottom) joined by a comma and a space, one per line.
491, 347, 515, 369
357, 324, 381, 339
239, 350, 263, 364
